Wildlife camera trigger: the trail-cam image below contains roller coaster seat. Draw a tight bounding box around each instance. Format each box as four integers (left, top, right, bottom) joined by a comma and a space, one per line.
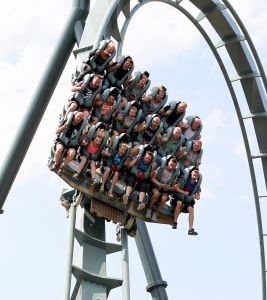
142, 86, 168, 115
174, 166, 202, 203
93, 87, 121, 123
58, 111, 88, 148
136, 114, 163, 145
180, 140, 203, 171
73, 74, 103, 109
123, 71, 151, 102
162, 100, 186, 130
131, 144, 157, 180
88, 40, 116, 74
105, 133, 132, 172
107, 55, 134, 88
157, 126, 185, 157
155, 155, 181, 186
183, 115, 203, 141
114, 101, 142, 134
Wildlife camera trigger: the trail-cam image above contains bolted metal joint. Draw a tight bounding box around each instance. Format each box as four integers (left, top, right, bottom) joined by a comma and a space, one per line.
146, 280, 168, 293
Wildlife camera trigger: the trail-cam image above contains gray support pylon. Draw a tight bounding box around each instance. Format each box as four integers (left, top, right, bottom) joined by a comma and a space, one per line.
72, 205, 122, 300
0, 0, 90, 213
135, 220, 168, 300
63, 204, 77, 300
121, 228, 130, 300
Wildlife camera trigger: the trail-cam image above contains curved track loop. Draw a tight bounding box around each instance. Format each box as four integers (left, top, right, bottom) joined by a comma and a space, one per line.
75, 0, 267, 299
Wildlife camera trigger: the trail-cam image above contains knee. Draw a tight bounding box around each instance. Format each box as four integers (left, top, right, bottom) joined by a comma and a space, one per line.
176, 201, 182, 208
188, 206, 194, 214
152, 190, 160, 198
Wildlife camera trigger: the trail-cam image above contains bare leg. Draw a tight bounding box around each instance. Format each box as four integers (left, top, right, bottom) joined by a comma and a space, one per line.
54, 143, 65, 166
62, 148, 76, 166
76, 156, 87, 174
149, 188, 160, 209
173, 200, 183, 224
100, 168, 111, 191
90, 160, 96, 179
156, 193, 168, 211
187, 206, 194, 231
109, 171, 119, 194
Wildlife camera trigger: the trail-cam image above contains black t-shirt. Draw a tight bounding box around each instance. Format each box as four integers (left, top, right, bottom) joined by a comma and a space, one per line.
165, 102, 182, 126
142, 126, 158, 143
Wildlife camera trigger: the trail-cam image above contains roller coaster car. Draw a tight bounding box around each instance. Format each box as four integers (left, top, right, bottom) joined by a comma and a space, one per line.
51, 159, 176, 226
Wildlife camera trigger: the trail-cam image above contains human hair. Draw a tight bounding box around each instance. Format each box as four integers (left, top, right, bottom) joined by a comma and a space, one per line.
144, 151, 153, 158
95, 127, 106, 139
190, 167, 199, 174
158, 85, 167, 93
142, 71, 150, 78
119, 143, 129, 153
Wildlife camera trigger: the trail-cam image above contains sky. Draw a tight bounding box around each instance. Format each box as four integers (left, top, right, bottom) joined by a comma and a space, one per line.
0, 1, 267, 300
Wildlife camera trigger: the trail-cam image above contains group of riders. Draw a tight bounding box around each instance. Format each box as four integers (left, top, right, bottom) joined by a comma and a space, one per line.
49, 39, 203, 236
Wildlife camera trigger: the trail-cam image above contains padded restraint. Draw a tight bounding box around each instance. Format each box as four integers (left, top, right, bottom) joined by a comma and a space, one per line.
142, 86, 168, 115
136, 114, 163, 145
131, 144, 157, 179
73, 74, 102, 109
184, 115, 203, 141
58, 112, 88, 147
88, 40, 116, 74
107, 55, 134, 88
123, 71, 151, 101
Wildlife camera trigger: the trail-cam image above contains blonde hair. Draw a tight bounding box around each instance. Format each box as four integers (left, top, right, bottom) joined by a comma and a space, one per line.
119, 143, 129, 150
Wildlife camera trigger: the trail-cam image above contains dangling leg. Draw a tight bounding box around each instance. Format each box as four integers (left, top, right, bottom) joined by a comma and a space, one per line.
108, 171, 119, 198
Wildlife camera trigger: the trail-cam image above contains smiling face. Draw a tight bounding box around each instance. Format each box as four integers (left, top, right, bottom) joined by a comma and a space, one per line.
123, 59, 133, 70
176, 102, 187, 114
151, 116, 161, 129
118, 144, 128, 156
73, 111, 84, 123
138, 75, 148, 87
128, 106, 137, 118
155, 90, 165, 102
143, 152, 153, 164
172, 127, 182, 139
192, 141, 202, 152
191, 118, 201, 130
90, 76, 102, 89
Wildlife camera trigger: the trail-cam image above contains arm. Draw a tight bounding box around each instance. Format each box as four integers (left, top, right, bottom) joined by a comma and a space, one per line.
55, 122, 67, 135
125, 155, 141, 169
174, 183, 189, 196
71, 82, 85, 92
192, 191, 201, 200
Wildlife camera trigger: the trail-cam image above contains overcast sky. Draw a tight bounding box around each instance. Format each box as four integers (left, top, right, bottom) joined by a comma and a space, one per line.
0, 1, 267, 300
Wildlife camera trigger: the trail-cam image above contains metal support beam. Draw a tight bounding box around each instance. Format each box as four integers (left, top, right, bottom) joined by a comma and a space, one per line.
0, 0, 90, 212
135, 220, 168, 300
63, 204, 77, 300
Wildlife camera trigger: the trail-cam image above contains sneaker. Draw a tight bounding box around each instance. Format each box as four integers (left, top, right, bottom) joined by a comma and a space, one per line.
151, 212, 158, 222
172, 223, 177, 229
188, 228, 198, 235
91, 178, 98, 185
146, 208, 152, 219
122, 194, 129, 205
72, 172, 79, 179
137, 202, 145, 211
